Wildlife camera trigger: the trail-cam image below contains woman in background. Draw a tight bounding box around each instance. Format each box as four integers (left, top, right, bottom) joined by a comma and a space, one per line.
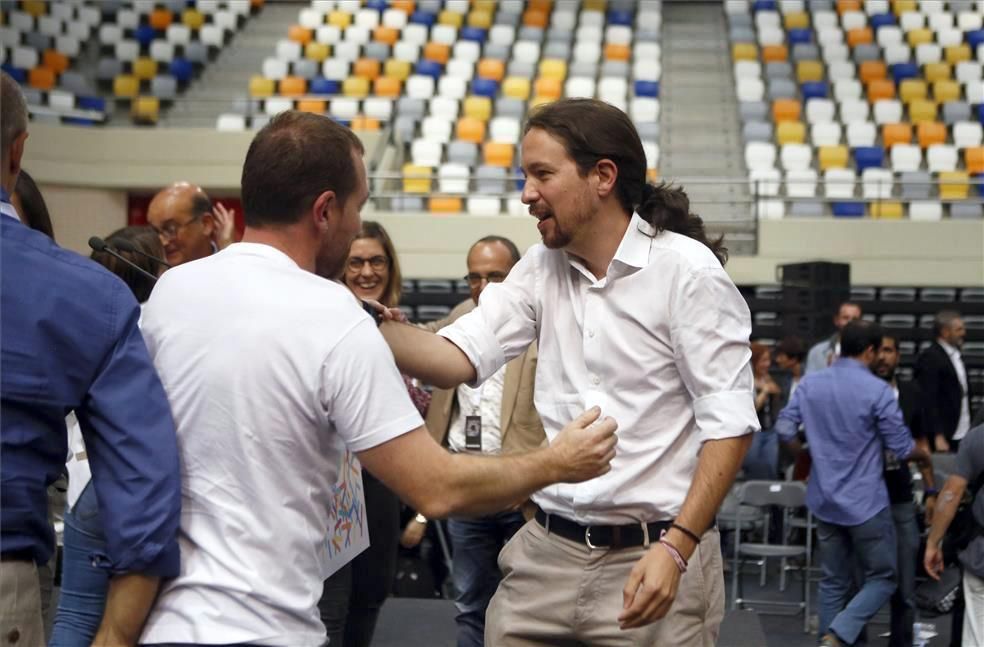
741, 342, 782, 480
319, 221, 430, 647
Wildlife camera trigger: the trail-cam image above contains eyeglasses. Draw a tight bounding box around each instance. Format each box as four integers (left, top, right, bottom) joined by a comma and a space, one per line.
464, 272, 508, 286
150, 216, 201, 242
347, 255, 390, 272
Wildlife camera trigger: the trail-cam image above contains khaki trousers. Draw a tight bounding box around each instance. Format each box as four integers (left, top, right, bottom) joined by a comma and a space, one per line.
485, 520, 724, 646
0, 560, 43, 646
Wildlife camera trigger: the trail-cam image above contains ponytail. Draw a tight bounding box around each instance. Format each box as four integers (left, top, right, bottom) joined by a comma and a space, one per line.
637, 182, 728, 266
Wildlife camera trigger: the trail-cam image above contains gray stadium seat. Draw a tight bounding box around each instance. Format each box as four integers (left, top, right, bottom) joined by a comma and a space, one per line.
397, 97, 425, 120
768, 78, 797, 100
601, 60, 629, 78
730, 26, 755, 42
740, 101, 769, 122
447, 140, 478, 166
392, 196, 424, 212
59, 71, 92, 95
363, 42, 390, 61
394, 116, 417, 143
25, 32, 52, 51
543, 41, 570, 60
495, 10, 520, 26
518, 27, 543, 42
636, 28, 659, 42
546, 27, 573, 44
765, 62, 794, 79
22, 88, 43, 105
185, 41, 209, 64
475, 165, 507, 195
942, 101, 971, 125
951, 202, 983, 220
729, 14, 753, 29
151, 75, 177, 100
637, 122, 660, 141
789, 200, 824, 217
96, 58, 124, 83
852, 44, 881, 63
293, 59, 318, 79
791, 44, 820, 62
743, 121, 774, 142
484, 43, 510, 61
495, 97, 525, 119
507, 60, 535, 78
569, 60, 598, 78
899, 171, 933, 199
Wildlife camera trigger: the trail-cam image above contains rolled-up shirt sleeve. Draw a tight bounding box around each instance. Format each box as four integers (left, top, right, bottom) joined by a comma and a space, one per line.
438, 249, 539, 386
671, 266, 759, 443
77, 290, 181, 578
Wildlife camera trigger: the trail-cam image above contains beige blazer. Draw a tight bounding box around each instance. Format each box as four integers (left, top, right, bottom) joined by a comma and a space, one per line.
422, 299, 545, 454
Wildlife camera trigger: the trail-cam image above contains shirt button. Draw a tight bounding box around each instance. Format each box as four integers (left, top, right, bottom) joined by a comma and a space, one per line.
588, 329, 595, 338
591, 375, 600, 386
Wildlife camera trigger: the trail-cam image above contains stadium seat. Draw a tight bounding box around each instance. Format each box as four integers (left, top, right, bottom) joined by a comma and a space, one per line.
847, 122, 878, 147
745, 121, 774, 144
909, 99, 937, 123
780, 143, 811, 171
831, 201, 865, 217
874, 100, 904, 125
825, 168, 857, 198
966, 148, 984, 174
862, 168, 895, 198
891, 144, 923, 172
868, 201, 904, 218
955, 122, 984, 148
938, 171, 970, 199
132, 96, 160, 124
909, 201, 943, 221
785, 169, 818, 197
811, 122, 842, 146
420, 115, 453, 141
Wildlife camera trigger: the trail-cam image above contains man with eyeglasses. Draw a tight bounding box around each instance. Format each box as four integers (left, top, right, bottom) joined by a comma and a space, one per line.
414, 235, 545, 647
146, 182, 236, 267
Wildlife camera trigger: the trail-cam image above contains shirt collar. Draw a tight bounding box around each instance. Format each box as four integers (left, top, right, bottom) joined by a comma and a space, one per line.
939, 339, 960, 357
565, 212, 654, 282
832, 356, 870, 372
0, 188, 21, 223
221, 242, 301, 269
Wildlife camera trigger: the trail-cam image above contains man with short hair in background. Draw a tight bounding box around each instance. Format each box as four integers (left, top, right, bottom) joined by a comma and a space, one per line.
804, 301, 863, 374
146, 181, 236, 267
916, 310, 974, 453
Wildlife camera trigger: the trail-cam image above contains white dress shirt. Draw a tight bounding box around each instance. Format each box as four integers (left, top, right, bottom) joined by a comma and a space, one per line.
447, 363, 507, 454
440, 214, 759, 525
940, 340, 971, 441
139, 243, 423, 646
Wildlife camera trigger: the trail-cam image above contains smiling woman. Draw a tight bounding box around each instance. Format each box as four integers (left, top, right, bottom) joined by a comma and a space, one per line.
340, 220, 403, 308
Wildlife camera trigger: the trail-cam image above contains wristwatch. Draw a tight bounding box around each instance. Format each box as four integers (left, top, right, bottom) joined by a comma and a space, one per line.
414, 513, 428, 524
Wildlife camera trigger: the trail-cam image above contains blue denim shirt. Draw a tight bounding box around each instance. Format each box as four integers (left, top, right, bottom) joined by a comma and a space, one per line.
776, 357, 915, 526
1, 205, 181, 575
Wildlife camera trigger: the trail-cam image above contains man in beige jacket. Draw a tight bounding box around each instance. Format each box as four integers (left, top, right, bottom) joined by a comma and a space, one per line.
407, 235, 544, 647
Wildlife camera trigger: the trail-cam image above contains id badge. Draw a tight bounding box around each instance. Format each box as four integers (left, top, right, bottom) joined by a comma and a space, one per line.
464, 415, 482, 451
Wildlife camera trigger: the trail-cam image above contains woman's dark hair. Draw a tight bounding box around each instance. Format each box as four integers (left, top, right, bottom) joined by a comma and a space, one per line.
343, 220, 403, 308
524, 98, 727, 265
774, 335, 807, 363
840, 320, 884, 358
14, 169, 54, 240
90, 226, 164, 303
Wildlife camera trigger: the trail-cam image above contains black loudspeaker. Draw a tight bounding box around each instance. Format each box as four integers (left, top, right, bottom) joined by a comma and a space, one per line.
777, 262, 851, 342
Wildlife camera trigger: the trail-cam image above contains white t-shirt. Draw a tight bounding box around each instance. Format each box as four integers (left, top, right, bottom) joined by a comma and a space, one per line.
139, 243, 422, 646
440, 214, 759, 525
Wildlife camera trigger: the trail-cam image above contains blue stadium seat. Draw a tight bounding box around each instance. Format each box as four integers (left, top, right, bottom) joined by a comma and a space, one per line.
63, 117, 97, 126
607, 10, 633, 26
978, 103, 984, 125
832, 202, 865, 218
460, 27, 486, 43
869, 13, 896, 30
967, 29, 984, 51
415, 59, 443, 79
78, 95, 107, 112
788, 29, 813, 45
853, 147, 885, 172
135, 25, 157, 48
1, 64, 26, 84
977, 174, 984, 196
635, 80, 659, 98
330, 116, 351, 128
752, 0, 777, 11
471, 77, 498, 98
409, 11, 436, 27
365, 0, 387, 11
891, 62, 919, 84
310, 77, 340, 95
801, 82, 828, 100
169, 58, 194, 84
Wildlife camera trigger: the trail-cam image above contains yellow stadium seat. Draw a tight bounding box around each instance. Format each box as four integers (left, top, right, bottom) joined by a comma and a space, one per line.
463, 96, 492, 120
132, 96, 160, 124
391, 0, 414, 13
868, 201, 903, 219
42, 50, 69, 74
538, 59, 567, 81
429, 197, 462, 213
882, 122, 912, 148
604, 43, 630, 61
837, 0, 861, 13
899, 79, 927, 104
924, 63, 952, 83
966, 147, 984, 174
796, 61, 824, 83
502, 76, 531, 100
523, 9, 548, 28
477, 58, 505, 81
945, 45, 971, 65
784, 12, 809, 30
534, 77, 562, 100
288, 25, 312, 45
483, 142, 514, 167
113, 74, 140, 98
249, 75, 275, 97
818, 146, 849, 170
22, 0, 46, 18
403, 165, 432, 194
938, 171, 970, 200
342, 76, 369, 98
305, 42, 330, 62
891, 0, 916, 15
583, 0, 606, 10
353, 58, 381, 80
438, 10, 463, 27
472, 0, 497, 12
906, 28, 932, 47
528, 95, 555, 109
917, 121, 946, 148
762, 45, 788, 63
933, 80, 961, 103
773, 98, 802, 123
182, 9, 205, 29
424, 42, 451, 64
328, 11, 352, 29
149, 8, 173, 30
132, 57, 158, 81
908, 99, 937, 123
374, 27, 399, 46
351, 116, 381, 131
456, 116, 486, 143
732, 43, 758, 61
28, 66, 55, 91
859, 61, 887, 85
867, 79, 896, 103
373, 76, 401, 97
279, 76, 307, 96
384, 59, 411, 81
467, 10, 492, 29
776, 120, 806, 144
296, 99, 326, 114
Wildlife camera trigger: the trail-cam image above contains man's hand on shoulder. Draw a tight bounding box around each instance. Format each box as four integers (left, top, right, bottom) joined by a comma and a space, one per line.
546, 406, 618, 483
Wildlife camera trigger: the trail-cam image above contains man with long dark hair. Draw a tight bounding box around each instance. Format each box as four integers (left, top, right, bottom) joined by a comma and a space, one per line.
376, 98, 758, 645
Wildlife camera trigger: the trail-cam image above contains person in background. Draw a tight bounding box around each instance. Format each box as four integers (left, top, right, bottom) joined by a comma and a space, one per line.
50, 226, 167, 647
741, 342, 781, 480
773, 336, 807, 479
804, 302, 863, 374
916, 311, 973, 453
146, 181, 237, 267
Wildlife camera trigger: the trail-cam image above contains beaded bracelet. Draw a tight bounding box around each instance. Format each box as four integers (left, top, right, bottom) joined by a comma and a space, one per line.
658, 530, 688, 574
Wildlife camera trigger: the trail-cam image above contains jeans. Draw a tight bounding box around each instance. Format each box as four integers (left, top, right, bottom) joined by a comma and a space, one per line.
50, 482, 109, 647
817, 506, 898, 645
319, 471, 400, 647
448, 510, 525, 647
889, 502, 919, 647
741, 429, 779, 480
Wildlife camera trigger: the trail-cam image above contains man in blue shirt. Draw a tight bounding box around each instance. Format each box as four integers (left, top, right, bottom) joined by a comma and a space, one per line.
776, 319, 930, 647
0, 71, 181, 645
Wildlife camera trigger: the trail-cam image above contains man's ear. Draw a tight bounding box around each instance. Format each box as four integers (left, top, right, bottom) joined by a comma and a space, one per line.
200, 212, 215, 236
8, 131, 27, 180
594, 158, 618, 198
311, 190, 336, 230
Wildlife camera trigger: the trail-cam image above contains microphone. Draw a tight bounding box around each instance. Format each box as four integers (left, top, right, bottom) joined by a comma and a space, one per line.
112, 238, 173, 269
88, 237, 159, 283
